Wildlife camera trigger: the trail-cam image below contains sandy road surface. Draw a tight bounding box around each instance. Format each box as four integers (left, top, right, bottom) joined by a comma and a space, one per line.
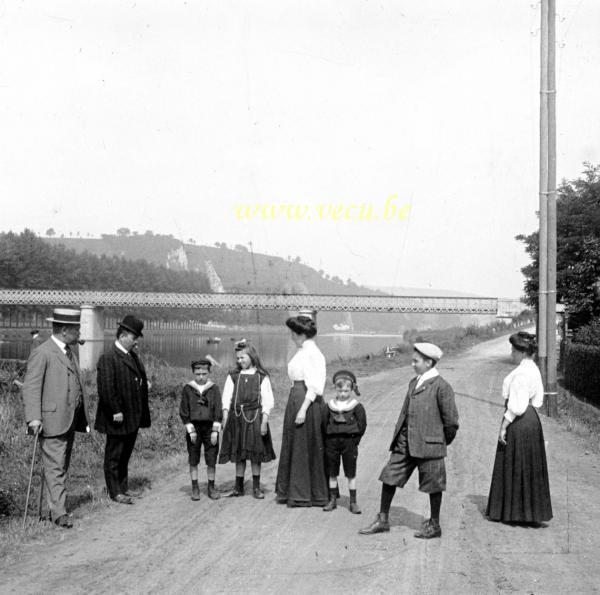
2, 333, 600, 594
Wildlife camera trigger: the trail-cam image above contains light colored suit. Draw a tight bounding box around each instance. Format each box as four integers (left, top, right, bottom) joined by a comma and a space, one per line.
22, 337, 90, 520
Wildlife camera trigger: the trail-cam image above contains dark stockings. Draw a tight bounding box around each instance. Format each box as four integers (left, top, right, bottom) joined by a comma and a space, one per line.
380, 483, 397, 515
430, 491, 442, 523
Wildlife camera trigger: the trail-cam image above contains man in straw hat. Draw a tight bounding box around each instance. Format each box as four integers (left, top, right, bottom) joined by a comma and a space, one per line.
95, 315, 150, 505
360, 342, 459, 539
22, 308, 90, 529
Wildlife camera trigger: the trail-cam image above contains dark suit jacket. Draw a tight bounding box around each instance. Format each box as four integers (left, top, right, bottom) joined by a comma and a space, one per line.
389, 375, 459, 459
179, 382, 223, 425
95, 344, 151, 435
22, 338, 89, 437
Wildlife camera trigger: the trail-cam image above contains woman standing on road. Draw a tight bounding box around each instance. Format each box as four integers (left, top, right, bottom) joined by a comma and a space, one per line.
486, 331, 553, 524
275, 314, 328, 507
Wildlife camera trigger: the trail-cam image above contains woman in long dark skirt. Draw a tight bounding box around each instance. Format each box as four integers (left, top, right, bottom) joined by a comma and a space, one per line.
486, 331, 552, 524
275, 314, 329, 507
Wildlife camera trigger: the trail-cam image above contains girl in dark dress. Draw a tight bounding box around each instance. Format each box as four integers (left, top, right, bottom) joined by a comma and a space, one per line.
218, 341, 276, 499
486, 332, 553, 524
275, 315, 329, 507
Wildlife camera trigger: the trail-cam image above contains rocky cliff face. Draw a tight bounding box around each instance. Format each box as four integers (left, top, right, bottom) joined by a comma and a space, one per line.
166, 246, 189, 271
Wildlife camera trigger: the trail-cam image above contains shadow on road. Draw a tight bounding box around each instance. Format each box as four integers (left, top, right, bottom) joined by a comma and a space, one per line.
455, 392, 504, 409
467, 494, 488, 518
388, 505, 425, 530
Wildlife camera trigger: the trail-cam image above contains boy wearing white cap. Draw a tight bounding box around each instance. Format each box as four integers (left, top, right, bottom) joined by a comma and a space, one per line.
360, 342, 459, 539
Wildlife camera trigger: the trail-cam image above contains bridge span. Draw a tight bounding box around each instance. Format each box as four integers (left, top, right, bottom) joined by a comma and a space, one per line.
0, 289, 498, 369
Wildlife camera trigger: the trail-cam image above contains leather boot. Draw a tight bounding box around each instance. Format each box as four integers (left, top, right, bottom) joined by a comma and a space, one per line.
228, 477, 245, 497
191, 482, 200, 501
414, 518, 441, 539
349, 501, 362, 514
358, 513, 390, 534
207, 484, 221, 500
252, 475, 264, 499
349, 489, 361, 514
323, 497, 337, 512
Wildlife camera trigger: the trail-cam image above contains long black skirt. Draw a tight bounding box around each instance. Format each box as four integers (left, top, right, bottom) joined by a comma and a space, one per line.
218, 410, 276, 464
275, 382, 328, 507
486, 405, 553, 523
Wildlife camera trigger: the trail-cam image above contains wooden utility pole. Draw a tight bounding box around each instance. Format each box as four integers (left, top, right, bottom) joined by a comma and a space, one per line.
539, 0, 558, 417
546, 0, 558, 417
538, 0, 549, 391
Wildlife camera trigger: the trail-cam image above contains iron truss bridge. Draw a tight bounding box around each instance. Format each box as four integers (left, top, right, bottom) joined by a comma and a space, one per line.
0, 289, 498, 314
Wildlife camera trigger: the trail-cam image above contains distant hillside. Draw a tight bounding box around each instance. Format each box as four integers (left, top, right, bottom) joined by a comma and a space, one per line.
45, 234, 379, 297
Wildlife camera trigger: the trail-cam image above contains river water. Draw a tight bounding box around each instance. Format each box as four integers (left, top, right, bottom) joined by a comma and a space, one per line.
0, 328, 403, 370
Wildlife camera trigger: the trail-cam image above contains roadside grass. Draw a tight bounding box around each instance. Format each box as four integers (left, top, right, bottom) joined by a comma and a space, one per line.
557, 385, 600, 453
329, 321, 524, 378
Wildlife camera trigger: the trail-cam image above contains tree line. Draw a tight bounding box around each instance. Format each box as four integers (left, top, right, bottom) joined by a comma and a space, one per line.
0, 230, 225, 322
518, 162, 600, 343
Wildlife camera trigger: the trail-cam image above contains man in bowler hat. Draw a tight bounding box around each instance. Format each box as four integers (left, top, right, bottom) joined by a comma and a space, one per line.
22, 308, 90, 528
95, 315, 150, 504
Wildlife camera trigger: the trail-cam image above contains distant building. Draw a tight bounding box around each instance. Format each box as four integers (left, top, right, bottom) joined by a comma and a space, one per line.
496, 298, 528, 319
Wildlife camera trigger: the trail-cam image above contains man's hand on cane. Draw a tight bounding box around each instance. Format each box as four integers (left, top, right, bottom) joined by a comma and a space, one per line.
28, 420, 42, 435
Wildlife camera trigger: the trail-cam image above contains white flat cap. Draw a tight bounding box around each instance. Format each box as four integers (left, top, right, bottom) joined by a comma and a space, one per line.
413, 342, 443, 362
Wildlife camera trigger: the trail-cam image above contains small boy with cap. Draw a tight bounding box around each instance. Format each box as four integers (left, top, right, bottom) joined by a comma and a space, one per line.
179, 358, 223, 500
359, 342, 459, 539
323, 369, 367, 514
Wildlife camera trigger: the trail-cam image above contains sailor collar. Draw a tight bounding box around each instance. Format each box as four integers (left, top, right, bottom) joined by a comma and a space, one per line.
187, 379, 214, 394
328, 398, 359, 412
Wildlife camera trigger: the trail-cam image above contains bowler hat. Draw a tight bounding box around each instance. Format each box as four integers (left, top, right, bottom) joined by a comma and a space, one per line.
46, 308, 81, 325
118, 315, 144, 337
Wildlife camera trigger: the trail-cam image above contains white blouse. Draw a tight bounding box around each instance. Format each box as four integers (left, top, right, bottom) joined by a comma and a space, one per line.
222, 368, 274, 416
287, 339, 326, 402
502, 358, 544, 422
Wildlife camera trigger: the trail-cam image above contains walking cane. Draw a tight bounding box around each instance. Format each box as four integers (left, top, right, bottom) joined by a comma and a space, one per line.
22, 427, 40, 529
37, 464, 46, 521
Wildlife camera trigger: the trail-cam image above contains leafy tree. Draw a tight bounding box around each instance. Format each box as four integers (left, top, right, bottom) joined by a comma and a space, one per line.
46, 228, 55, 237
517, 163, 600, 329
117, 228, 131, 237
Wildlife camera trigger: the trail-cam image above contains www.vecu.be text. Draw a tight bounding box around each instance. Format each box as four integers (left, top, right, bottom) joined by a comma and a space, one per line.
234, 195, 411, 222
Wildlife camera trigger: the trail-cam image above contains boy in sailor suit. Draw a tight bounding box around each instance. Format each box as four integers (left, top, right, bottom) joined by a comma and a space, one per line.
323, 370, 367, 514
179, 359, 223, 500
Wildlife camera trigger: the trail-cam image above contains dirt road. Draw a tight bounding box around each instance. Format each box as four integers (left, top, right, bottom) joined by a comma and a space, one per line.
2, 333, 599, 594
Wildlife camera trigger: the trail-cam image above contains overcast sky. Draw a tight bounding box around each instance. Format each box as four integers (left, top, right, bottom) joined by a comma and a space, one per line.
1, 1, 598, 298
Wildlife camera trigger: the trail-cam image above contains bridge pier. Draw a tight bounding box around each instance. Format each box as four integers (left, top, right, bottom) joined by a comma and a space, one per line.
79, 305, 105, 371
